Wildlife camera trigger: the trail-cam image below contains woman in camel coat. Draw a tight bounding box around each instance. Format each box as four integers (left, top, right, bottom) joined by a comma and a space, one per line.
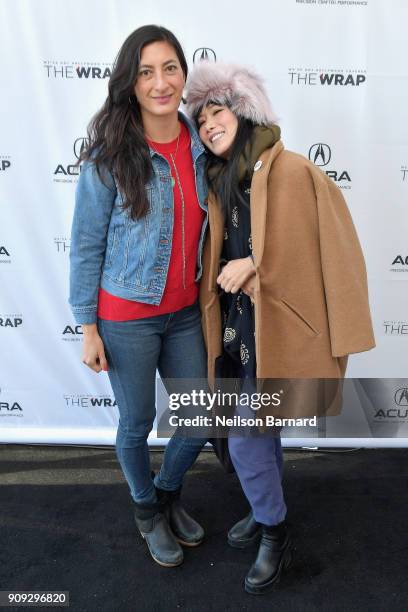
186, 61, 375, 594
199, 125, 374, 385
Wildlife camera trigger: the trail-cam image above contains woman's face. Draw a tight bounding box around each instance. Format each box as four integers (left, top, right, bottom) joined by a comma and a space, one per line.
197, 104, 238, 159
134, 41, 185, 122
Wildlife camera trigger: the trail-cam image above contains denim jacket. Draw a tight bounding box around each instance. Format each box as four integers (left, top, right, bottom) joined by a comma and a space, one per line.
69, 113, 208, 325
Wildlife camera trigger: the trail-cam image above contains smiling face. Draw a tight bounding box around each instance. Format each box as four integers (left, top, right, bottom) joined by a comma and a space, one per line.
197, 104, 239, 159
134, 41, 185, 124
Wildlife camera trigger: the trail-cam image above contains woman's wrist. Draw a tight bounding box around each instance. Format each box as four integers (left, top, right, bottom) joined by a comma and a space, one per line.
82, 323, 98, 336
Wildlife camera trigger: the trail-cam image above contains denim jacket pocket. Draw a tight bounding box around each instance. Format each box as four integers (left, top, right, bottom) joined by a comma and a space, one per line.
114, 213, 149, 287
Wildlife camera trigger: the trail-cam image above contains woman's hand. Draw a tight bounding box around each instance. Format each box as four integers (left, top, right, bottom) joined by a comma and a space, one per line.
82, 324, 109, 373
217, 257, 255, 294
241, 275, 256, 301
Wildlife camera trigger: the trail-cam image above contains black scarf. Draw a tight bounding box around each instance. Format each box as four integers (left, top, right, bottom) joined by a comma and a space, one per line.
219, 124, 281, 378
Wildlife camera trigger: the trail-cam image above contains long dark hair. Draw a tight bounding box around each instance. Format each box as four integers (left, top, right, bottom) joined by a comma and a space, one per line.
79, 25, 188, 220
204, 116, 256, 216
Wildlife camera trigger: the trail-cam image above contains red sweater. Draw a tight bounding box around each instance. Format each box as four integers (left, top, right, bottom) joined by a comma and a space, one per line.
97, 122, 205, 321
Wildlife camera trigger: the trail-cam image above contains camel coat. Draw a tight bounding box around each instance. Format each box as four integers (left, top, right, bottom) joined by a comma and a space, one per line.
199, 142, 375, 415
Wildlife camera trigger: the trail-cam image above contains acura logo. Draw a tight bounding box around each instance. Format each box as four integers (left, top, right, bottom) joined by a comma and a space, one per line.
193, 48, 217, 64
73, 137, 89, 160
308, 143, 331, 167
394, 388, 408, 406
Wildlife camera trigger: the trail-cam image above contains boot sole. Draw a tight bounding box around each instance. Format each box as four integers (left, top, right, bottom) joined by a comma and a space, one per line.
228, 529, 262, 549
140, 533, 184, 567
149, 554, 183, 568
176, 536, 204, 547
244, 545, 293, 595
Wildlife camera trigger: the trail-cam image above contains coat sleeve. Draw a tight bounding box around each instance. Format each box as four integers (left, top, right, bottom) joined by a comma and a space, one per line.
311, 168, 375, 357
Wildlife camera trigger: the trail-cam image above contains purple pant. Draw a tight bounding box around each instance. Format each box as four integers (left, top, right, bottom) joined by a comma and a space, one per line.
228, 394, 287, 526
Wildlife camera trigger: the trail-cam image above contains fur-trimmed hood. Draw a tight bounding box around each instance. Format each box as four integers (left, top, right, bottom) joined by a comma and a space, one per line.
185, 61, 278, 126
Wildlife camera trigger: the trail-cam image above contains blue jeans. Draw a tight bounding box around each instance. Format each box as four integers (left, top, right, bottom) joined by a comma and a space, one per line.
98, 302, 208, 505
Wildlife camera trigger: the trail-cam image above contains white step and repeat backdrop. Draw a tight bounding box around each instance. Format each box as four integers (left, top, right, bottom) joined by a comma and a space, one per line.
1, 0, 407, 446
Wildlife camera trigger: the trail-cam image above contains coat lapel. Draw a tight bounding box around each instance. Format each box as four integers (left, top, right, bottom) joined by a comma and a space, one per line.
207, 139, 284, 290
250, 140, 284, 267
207, 191, 224, 291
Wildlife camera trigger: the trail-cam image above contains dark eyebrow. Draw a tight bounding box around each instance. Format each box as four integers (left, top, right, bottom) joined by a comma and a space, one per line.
207, 102, 223, 110
139, 59, 178, 70
198, 103, 222, 120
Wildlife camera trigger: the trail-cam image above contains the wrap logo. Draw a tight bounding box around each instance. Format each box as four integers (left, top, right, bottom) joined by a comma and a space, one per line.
43, 60, 112, 79
54, 237, 70, 253
308, 143, 351, 188
401, 165, 407, 182
193, 48, 217, 63
0, 156, 11, 171
289, 68, 366, 87
0, 246, 11, 264
0, 314, 23, 328
54, 137, 87, 184
383, 321, 408, 336
390, 255, 408, 273
63, 395, 117, 408
62, 324, 82, 342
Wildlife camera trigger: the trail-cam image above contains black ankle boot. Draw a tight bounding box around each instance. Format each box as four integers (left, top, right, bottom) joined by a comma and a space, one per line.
155, 486, 204, 547
227, 511, 262, 549
244, 521, 292, 594
133, 501, 183, 567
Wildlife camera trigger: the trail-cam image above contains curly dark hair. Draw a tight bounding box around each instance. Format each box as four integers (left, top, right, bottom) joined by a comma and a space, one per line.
79, 25, 188, 219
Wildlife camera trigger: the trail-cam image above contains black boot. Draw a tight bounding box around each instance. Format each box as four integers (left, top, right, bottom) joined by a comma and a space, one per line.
133, 501, 183, 567
156, 486, 204, 547
227, 511, 262, 549
244, 521, 292, 594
